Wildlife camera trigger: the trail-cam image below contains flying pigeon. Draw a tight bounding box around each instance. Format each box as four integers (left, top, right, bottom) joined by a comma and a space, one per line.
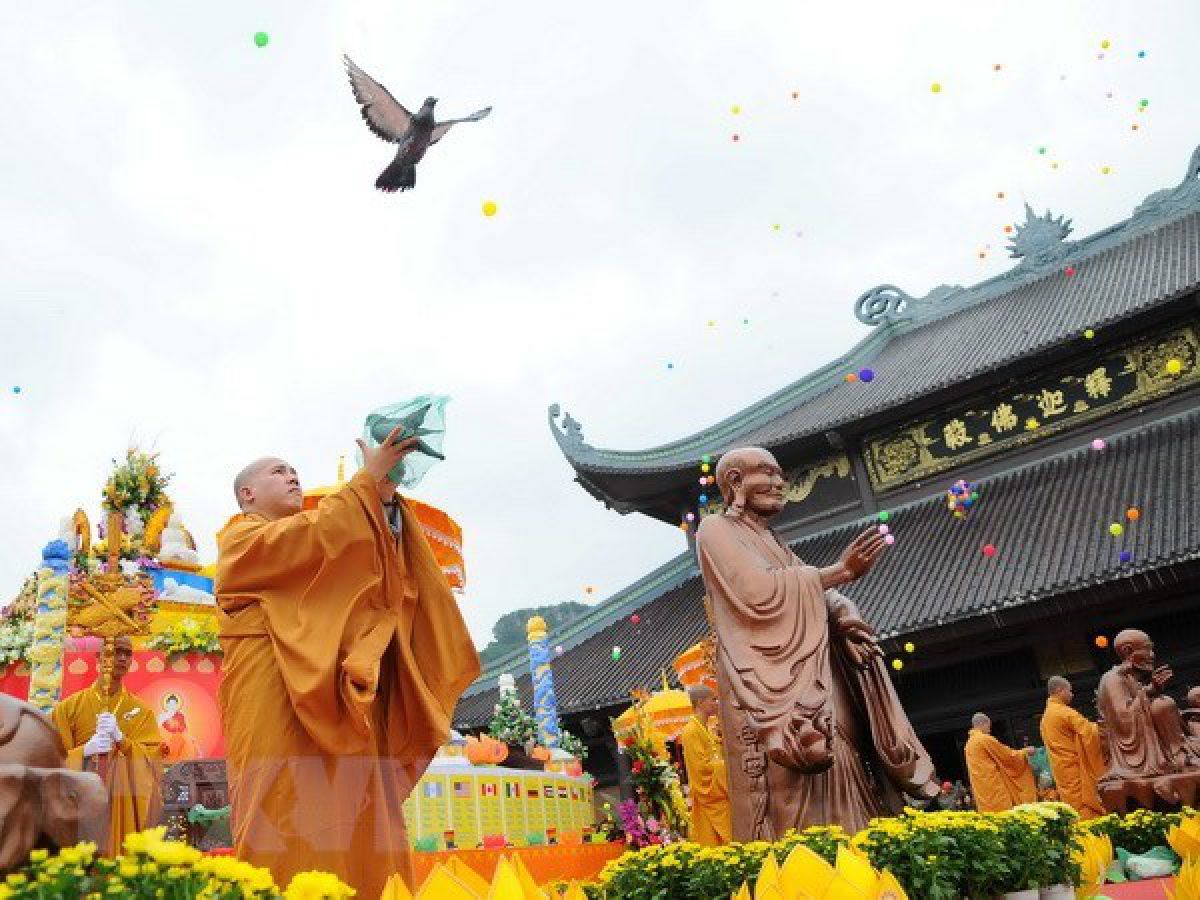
344, 55, 492, 193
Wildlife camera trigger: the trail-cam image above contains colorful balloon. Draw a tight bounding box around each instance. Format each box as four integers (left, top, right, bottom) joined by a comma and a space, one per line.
982, 544, 997, 558
253, 31, 269, 47
482, 200, 498, 217
1109, 523, 1124, 537
1091, 438, 1106, 451
904, 642, 915, 654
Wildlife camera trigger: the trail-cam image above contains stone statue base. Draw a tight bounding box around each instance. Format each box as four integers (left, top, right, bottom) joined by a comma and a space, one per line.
1099, 771, 1200, 813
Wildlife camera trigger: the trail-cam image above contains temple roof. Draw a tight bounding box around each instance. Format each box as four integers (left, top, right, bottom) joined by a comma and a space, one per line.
550, 144, 1200, 496
456, 402, 1200, 727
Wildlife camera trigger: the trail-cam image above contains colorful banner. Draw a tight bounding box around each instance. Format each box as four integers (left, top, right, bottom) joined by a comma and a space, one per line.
1, 651, 224, 759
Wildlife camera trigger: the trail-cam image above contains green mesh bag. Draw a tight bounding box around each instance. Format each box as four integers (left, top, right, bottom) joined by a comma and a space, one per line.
358, 394, 450, 488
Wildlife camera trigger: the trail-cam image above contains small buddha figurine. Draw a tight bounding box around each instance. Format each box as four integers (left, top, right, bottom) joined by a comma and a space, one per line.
1096, 629, 1200, 781
157, 513, 199, 569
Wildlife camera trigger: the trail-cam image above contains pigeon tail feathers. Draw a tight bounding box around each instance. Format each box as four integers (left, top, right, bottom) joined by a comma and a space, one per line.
376, 161, 416, 193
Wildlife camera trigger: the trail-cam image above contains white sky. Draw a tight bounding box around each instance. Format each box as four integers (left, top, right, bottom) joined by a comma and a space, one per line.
1, 2, 1197, 647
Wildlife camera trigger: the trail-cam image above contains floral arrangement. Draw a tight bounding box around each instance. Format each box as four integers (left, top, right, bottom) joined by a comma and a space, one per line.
146, 616, 223, 658
852, 803, 1081, 898
0, 617, 34, 667
614, 701, 688, 845
102, 447, 172, 516
0, 828, 352, 900
1080, 806, 1193, 854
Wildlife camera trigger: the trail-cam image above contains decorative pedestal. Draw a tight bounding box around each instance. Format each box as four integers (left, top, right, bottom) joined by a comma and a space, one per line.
1099, 770, 1200, 813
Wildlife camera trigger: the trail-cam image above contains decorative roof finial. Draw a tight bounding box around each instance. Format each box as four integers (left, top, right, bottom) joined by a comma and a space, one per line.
1007, 203, 1073, 269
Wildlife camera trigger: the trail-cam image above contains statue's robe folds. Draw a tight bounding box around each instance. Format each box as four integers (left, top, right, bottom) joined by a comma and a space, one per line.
679, 715, 732, 846
1039, 696, 1105, 819
963, 728, 1036, 812
1096, 664, 1197, 780
696, 513, 937, 838
216, 472, 479, 897
51, 685, 164, 855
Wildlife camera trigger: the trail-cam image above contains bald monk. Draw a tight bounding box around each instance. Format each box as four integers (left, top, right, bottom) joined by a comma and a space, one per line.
216, 431, 479, 896
679, 685, 732, 845
51, 636, 165, 854
964, 713, 1037, 812
1096, 629, 1200, 780
1039, 676, 1104, 819
696, 447, 938, 838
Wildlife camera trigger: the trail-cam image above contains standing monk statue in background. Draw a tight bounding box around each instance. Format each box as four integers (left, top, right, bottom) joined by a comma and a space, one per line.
215, 428, 480, 896
696, 447, 938, 837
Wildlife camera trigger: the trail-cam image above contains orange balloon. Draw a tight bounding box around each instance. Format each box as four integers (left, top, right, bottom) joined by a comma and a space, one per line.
1095, 635, 1109, 649
845, 372, 859, 383
1126, 507, 1141, 521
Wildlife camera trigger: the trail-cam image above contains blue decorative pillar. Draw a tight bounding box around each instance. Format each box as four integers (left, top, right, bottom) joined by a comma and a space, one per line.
29, 540, 70, 714
526, 616, 560, 748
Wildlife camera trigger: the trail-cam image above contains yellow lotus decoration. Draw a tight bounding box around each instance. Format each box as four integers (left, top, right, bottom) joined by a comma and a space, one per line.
733, 845, 907, 900
1074, 832, 1113, 900
1170, 813, 1200, 862
380, 854, 588, 900
1168, 856, 1200, 900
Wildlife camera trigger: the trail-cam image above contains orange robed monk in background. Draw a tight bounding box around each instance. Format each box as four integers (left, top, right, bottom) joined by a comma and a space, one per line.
1039, 676, 1105, 819
51, 636, 165, 854
964, 712, 1037, 812
215, 429, 480, 896
679, 685, 732, 846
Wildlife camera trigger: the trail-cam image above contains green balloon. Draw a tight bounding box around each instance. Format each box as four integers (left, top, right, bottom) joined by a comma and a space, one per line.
254, 31, 269, 47
878, 510, 891, 523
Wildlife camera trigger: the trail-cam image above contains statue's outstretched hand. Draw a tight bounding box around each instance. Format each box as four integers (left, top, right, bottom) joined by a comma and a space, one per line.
838, 528, 887, 581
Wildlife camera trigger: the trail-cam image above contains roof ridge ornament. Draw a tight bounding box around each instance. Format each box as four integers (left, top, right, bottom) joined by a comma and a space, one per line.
548, 404, 588, 449
854, 284, 913, 326
1130, 142, 1200, 226
1008, 203, 1074, 270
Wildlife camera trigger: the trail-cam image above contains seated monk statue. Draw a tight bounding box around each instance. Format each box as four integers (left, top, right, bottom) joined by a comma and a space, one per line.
1183, 688, 1200, 740
1096, 629, 1200, 781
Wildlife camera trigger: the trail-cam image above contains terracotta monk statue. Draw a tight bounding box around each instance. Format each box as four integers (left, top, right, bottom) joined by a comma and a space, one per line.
695, 446, 938, 837
0, 693, 107, 871
1096, 629, 1200, 781
1183, 688, 1200, 740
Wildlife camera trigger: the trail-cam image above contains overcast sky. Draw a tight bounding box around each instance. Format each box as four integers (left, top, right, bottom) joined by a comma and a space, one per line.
1, 2, 1196, 647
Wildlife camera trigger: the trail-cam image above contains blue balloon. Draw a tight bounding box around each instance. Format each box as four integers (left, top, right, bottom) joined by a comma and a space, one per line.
698, 494, 708, 504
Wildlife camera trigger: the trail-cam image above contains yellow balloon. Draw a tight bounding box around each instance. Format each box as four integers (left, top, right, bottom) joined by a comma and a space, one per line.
930, 82, 942, 94
1166, 358, 1183, 375
891, 659, 903, 671
481, 200, 498, 217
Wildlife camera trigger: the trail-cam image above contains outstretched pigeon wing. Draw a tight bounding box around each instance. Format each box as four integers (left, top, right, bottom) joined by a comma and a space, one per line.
344, 55, 412, 143
429, 106, 493, 145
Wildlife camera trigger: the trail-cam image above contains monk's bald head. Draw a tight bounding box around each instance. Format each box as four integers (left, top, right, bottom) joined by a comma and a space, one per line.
715, 447, 785, 517
688, 684, 718, 720
233, 457, 303, 520
1048, 675, 1072, 700
971, 712, 991, 732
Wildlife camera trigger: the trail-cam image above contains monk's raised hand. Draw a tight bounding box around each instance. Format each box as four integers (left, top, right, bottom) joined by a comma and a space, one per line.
839, 527, 888, 581
358, 428, 420, 485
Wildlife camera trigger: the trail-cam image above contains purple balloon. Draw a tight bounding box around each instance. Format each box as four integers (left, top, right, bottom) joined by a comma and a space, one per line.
858, 368, 875, 383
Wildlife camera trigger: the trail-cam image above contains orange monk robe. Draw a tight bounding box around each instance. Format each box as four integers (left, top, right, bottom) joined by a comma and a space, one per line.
679, 715, 732, 846
51, 685, 165, 855
1039, 696, 1105, 819
964, 728, 1037, 812
216, 471, 479, 898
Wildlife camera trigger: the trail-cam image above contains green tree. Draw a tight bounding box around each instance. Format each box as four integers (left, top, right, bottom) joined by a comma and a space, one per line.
478, 601, 590, 666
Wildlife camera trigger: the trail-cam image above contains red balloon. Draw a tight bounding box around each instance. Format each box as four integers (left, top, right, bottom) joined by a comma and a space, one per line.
630, 614, 641, 625
982, 544, 997, 557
